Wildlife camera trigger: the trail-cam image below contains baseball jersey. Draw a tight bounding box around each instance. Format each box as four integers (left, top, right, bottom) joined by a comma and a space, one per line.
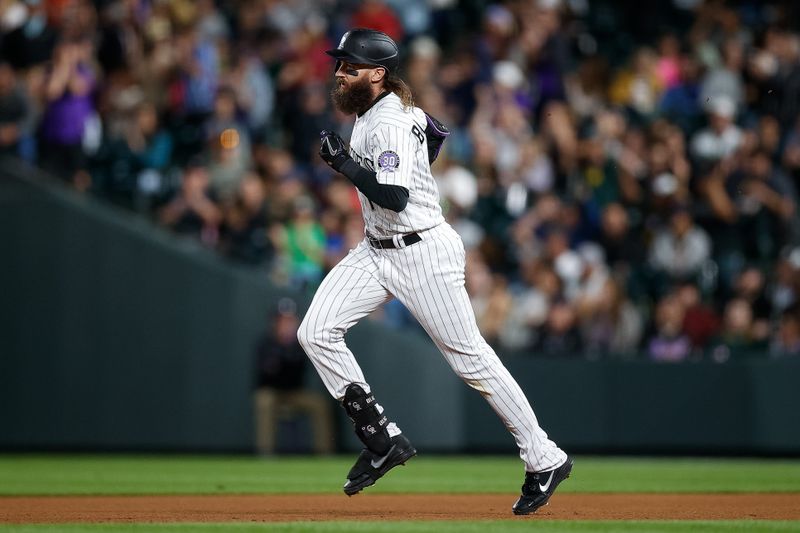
348, 92, 445, 238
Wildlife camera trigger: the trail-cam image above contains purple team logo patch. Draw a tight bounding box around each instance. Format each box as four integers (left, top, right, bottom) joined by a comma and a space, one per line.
378, 150, 400, 172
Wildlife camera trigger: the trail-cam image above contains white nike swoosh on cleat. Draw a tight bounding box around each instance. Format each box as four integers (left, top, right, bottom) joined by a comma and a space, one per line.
538, 470, 554, 492
370, 446, 396, 469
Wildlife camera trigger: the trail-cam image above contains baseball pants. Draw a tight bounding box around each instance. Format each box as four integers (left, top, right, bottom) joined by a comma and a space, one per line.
297, 223, 567, 472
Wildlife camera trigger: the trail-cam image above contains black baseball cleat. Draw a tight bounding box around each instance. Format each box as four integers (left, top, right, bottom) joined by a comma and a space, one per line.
512, 456, 573, 515
343, 434, 417, 496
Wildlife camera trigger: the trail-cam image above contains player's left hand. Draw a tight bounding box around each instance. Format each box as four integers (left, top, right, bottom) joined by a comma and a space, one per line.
319, 130, 351, 172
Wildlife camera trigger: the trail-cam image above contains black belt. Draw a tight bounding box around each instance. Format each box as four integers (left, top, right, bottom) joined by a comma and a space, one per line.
368, 232, 422, 249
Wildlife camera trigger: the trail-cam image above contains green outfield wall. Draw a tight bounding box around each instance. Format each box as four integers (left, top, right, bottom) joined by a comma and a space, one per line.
1, 160, 799, 454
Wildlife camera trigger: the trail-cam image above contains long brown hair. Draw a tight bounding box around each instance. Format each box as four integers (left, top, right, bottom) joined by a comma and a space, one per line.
383, 72, 415, 109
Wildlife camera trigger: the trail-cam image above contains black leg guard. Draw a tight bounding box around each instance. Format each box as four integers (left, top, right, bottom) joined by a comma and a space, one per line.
342, 384, 392, 456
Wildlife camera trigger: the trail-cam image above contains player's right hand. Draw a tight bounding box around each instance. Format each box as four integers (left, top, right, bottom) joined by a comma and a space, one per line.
319, 130, 351, 172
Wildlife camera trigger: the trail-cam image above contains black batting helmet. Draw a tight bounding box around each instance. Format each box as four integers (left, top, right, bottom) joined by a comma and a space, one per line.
325, 29, 399, 74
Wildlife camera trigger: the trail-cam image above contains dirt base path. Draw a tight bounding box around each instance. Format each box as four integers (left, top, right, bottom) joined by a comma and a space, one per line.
2, 494, 799, 523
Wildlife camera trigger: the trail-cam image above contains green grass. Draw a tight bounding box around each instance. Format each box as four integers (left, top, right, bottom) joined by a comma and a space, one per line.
1, 522, 799, 533
1, 455, 800, 496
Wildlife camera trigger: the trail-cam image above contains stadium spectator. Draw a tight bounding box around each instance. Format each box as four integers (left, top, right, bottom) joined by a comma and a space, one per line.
732, 267, 772, 342
0, 0, 58, 70
707, 298, 767, 362
699, 37, 746, 113
158, 159, 222, 245
466, 250, 512, 346
648, 205, 712, 284
658, 53, 703, 133
771, 303, 800, 358
647, 294, 692, 362
580, 277, 643, 358
609, 46, 663, 120
535, 300, 583, 357
219, 172, 274, 266
350, 0, 403, 43
92, 100, 173, 209
253, 297, 334, 455
0, 60, 31, 158
205, 86, 252, 203
273, 195, 325, 290
498, 259, 552, 351
676, 281, 720, 355
598, 203, 644, 274
690, 95, 742, 166
38, 38, 98, 187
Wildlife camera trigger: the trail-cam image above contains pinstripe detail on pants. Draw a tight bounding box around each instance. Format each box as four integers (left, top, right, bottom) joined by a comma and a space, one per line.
297, 223, 567, 472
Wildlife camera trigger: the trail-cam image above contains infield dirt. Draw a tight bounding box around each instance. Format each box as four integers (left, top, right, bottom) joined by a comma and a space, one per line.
2, 494, 799, 523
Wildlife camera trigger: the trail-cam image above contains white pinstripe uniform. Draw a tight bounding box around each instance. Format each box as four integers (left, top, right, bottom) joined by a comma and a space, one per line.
297, 92, 567, 473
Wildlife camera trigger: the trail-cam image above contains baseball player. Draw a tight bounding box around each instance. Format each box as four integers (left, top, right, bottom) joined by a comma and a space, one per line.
296, 28, 572, 514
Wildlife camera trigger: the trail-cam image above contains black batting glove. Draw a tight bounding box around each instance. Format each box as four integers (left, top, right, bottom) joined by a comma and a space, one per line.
319, 130, 351, 173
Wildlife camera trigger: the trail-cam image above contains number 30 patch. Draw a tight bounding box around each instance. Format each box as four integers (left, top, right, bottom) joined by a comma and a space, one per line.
378, 150, 399, 172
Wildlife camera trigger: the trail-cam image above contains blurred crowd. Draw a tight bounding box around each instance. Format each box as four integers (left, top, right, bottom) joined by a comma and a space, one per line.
3, 0, 800, 361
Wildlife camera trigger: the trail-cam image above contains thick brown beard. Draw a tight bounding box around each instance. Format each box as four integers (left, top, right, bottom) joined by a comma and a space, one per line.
331, 76, 375, 115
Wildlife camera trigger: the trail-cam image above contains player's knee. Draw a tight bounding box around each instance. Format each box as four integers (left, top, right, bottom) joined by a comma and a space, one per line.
296, 317, 316, 352
297, 316, 329, 354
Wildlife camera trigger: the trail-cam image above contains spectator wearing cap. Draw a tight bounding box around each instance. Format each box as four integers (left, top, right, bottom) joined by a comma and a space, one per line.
253, 298, 334, 455
690, 95, 742, 165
